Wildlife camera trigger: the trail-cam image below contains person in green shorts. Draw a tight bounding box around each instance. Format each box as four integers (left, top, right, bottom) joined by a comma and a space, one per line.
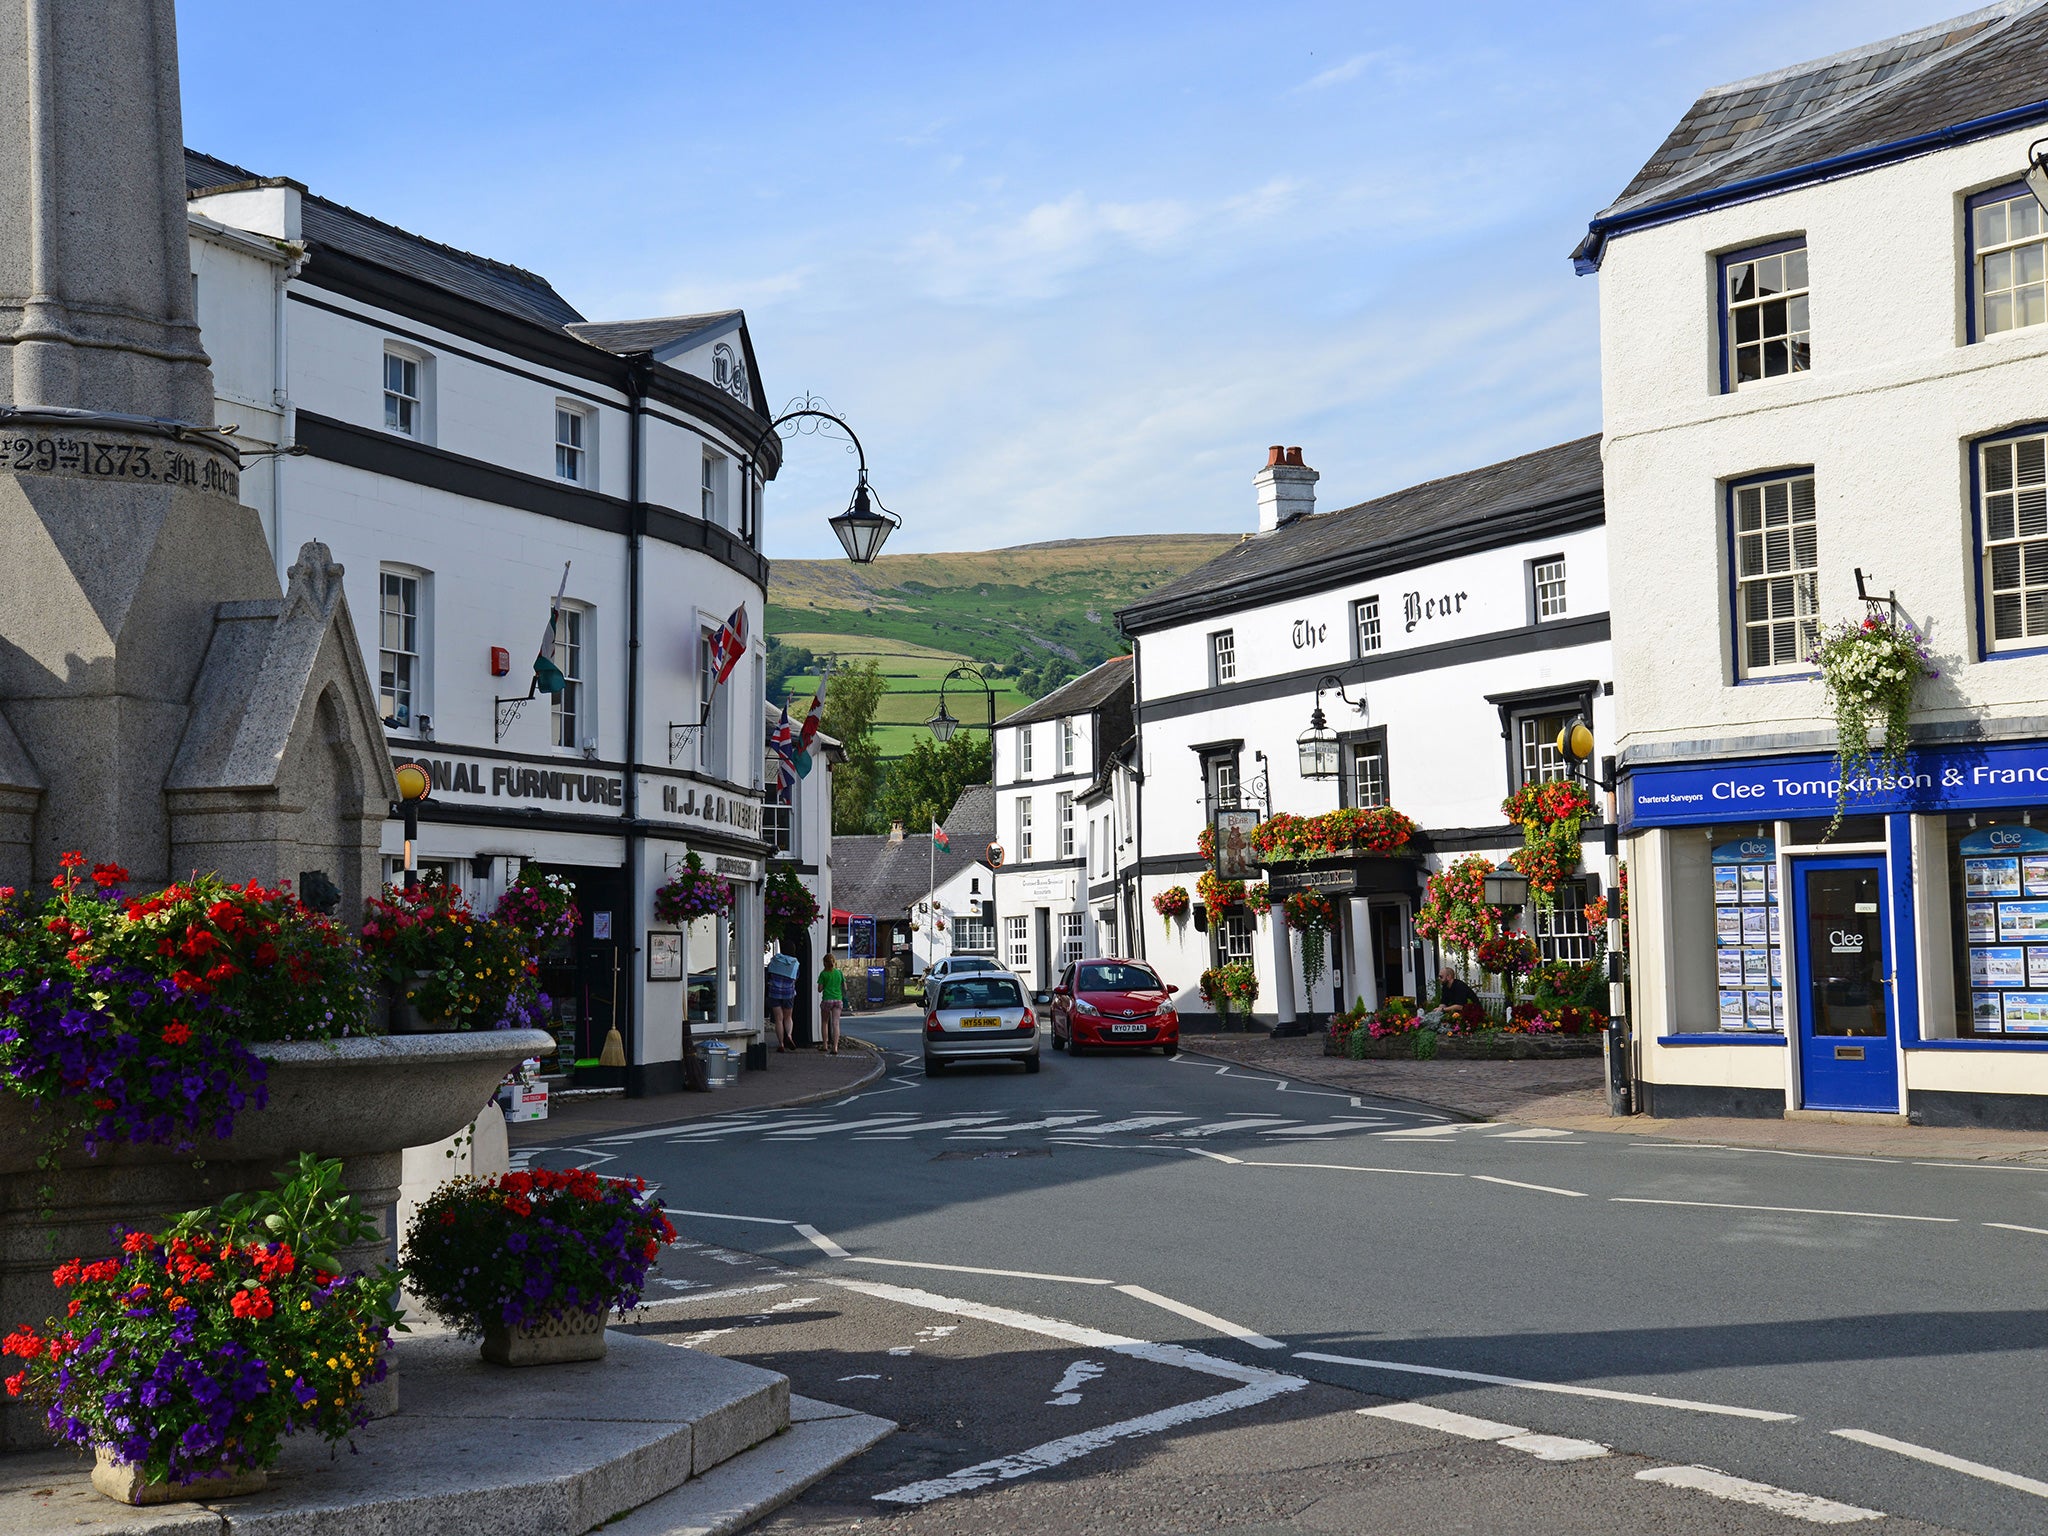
817, 954, 845, 1054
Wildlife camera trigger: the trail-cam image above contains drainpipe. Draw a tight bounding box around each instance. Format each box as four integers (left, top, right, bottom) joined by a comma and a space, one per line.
1129, 634, 1145, 964
624, 363, 648, 1093
269, 243, 305, 581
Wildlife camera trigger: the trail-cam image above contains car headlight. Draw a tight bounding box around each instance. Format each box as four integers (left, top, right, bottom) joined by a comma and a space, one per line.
1072, 998, 1101, 1017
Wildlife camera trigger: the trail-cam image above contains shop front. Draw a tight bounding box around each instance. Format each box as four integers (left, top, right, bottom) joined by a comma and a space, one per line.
1624, 738, 2048, 1128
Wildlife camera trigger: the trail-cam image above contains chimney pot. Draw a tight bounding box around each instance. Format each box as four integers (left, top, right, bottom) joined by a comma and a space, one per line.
1266, 445, 1285, 467
1252, 443, 1319, 534
888, 820, 905, 843
1285, 447, 1304, 467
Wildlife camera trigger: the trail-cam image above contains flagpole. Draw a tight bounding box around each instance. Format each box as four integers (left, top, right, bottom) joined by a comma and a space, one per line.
927, 821, 936, 975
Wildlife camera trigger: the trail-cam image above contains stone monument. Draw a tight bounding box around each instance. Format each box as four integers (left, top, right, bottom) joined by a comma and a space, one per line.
0, 0, 392, 901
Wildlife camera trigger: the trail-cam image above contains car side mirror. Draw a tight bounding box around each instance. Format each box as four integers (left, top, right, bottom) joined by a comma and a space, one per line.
1034, 991, 1052, 1006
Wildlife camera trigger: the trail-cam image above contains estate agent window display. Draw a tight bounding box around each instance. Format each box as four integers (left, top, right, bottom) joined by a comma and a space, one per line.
1941, 809, 2048, 1040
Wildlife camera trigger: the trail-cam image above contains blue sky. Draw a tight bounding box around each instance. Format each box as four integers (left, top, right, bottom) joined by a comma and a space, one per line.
180, 1, 1950, 558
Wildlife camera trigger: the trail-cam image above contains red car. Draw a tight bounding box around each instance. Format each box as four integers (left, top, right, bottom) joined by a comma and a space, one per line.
1044, 958, 1179, 1055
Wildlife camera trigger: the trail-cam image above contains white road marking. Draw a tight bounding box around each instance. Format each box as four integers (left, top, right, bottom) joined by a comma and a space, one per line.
1297, 1351, 1796, 1421
1183, 1148, 1244, 1164
1984, 1221, 2048, 1236
1471, 1175, 1587, 1198
1612, 1197, 1956, 1224
764, 1114, 929, 1138
886, 1345, 912, 1356
1114, 1284, 1284, 1350
1259, 1122, 1390, 1137
797, 1224, 851, 1259
600, 1115, 827, 1143
1241, 1160, 1463, 1178
1834, 1427, 2048, 1499
876, 1114, 1015, 1134
1489, 1127, 1576, 1139
1376, 1124, 1475, 1138
1500, 1432, 1610, 1461
1915, 1161, 2048, 1172
1361, 1402, 1525, 1439
1636, 1466, 1882, 1524
838, 1373, 881, 1381
664, 1207, 802, 1225
1165, 1118, 1297, 1137
1047, 1359, 1105, 1405
634, 1284, 789, 1310
1062, 1114, 1196, 1134
983, 1113, 1106, 1133
766, 1296, 822, 1312
847, 1257, 1116, 1284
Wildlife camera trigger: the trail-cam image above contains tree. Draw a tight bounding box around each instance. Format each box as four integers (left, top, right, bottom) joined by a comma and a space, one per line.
822, 659, 888, 835
764, 638, 817, 705
877, 733, 993, 837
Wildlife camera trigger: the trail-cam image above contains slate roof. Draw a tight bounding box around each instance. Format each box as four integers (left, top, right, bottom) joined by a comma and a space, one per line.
1119, 436, 1603, 632
1001, 655, 1135, 730
186, 151, 587, 330
833, 786, 996, 919
943, 783, 997, 849
1580, 3, 2048, 262
569, 313, 741, 355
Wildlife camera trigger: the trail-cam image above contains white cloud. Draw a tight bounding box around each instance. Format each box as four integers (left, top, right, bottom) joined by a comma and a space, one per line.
1294, 49, 1393, 93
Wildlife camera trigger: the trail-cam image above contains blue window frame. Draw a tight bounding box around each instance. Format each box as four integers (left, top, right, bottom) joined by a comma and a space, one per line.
1717, 237, 1809, 393
1972, 422, 2048, 657
1724, 468, 1819, 680
1965, 180, 2047, 344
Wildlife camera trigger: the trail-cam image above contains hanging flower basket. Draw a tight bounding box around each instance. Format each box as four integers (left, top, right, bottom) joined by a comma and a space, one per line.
1413, 854, 1504, 966
1152, 886, 1190, 933
1501, 780, 1594, 909
652, 853, 734, 925
1244, 882, 1272, 918
492, 870, 580, 951
1283, 890, 1339, 987
762, 869, 819, 933
1809, 611, 1938, 832
1251, 807, 1418, 864
1195, 868, 1245, 913
1198, 963, 1259, 1024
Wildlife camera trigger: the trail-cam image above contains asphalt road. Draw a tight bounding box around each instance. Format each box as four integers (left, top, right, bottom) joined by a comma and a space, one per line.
522, 1008, 2048, 1534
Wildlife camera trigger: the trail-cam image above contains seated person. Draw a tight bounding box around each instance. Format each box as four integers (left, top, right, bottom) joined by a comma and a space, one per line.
1438, 966, 1480, 1009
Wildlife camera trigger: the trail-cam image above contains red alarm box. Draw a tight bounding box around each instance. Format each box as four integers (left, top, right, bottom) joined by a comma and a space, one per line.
489, 646, 510, 677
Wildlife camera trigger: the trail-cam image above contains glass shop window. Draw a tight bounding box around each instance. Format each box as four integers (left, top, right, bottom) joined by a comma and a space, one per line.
1667, 823, 1783, 1035
1946, 811, 2048, 1040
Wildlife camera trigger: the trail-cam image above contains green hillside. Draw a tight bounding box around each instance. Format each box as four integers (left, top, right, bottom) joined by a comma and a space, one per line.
768, 533, 1234, 755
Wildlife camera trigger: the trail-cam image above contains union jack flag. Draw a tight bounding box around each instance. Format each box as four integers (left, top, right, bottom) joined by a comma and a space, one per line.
708, 604, 748, 686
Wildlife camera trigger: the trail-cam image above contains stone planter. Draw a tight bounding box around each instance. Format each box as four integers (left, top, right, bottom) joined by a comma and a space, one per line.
481, 1308, 609, 1366
92, 1447, 267, 1505
0, 1028, 552, 1447
388, 973, 461, 1033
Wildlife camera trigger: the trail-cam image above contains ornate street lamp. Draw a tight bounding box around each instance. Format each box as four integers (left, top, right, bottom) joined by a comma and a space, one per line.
927, 665, 997, 743
1296, 673, 1367, 780
2028, 137, 2048, 217
741, 396, 900, 564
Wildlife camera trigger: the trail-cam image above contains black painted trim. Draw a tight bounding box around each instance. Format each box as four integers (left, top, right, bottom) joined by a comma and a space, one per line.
625, 1060, 690, 1098
1119, 493, 1604, 633
1639, 1082, 1785, 1119
297, 412, 766, 586
297, 248, 782, 476
1140, 614, 1610, 722
1910, 1088, 2048, 1132
412, 798, 770, 856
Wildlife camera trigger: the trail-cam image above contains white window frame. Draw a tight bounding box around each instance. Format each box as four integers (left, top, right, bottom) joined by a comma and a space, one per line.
1020, 726, 1034, 778
1980, 431, 2048, 652
761, 784, 794, 854
701, 451, 726, 526
1210, 629, 1237, 686
1059, 911, 1085, 968
1731, 471, 1819, 678
1975, 191, 2047, 339
1219, 912, 1255, 965
1348, 739, 1387, 809
699, 624, 732, 776
1017, 797, 1034, 862
550, 603, 590, 751
1005, 914, 1029, 971
1531, 556, 1567, 621
953, 915, 994, 954
382, 347, 427, 439
555, 402, 593, 484
378, 566, 426, 732
1058, 791, 1075, 859
1354, 595, 1381, 655
1723, 243, 1810, 388
1061, 717, 1075, 771
1534, 902, 1596, 963
1513, 707, 1574, 789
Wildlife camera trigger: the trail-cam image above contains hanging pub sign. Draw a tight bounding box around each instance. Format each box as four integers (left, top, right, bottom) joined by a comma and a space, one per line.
1213, 809, 1260, 880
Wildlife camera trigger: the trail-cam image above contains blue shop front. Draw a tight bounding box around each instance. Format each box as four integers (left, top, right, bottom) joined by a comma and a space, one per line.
1623, 739, 2048, 1128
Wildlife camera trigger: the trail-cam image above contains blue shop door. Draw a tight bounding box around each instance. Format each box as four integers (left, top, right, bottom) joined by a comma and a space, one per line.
1791, 857, 1899, 1112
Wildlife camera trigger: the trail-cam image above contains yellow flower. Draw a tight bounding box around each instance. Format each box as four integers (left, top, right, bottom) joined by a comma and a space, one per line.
300, 1300, 312, 1311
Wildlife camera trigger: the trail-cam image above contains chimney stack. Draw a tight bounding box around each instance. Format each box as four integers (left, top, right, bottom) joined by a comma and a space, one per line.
888, 820, 905, 843
1254, 445, 1317, 533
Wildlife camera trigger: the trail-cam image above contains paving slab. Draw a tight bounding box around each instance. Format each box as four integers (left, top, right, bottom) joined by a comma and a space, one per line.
0, 1330, 798, 1536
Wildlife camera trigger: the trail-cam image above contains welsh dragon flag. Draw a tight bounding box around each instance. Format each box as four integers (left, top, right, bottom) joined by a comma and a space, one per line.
932, 819, 951, 853
794, 672, 827, 777
532, 563, 571, 696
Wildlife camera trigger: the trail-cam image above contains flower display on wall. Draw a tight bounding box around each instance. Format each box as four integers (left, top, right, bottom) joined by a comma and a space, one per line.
1251, 807, 1417, 864
1501, 780, 1594, 908
1152, 885, 1190, 933
651, 853, 734, 925
1808, 611, 1938, 832
1413, 854, 1503, 964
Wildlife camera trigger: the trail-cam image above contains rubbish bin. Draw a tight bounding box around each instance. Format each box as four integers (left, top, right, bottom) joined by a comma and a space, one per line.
866, 966, 887, 1007
699, 1042, 734, 1088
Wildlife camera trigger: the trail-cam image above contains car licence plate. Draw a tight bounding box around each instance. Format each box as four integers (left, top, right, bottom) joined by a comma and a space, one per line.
1109, 1022, 1149, 1035
959, 1016, 1002, 1028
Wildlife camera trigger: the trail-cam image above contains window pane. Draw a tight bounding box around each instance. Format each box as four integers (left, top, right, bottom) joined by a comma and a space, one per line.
1979, 203, 2008, 248
1784, 247, 1807, 289
1729, 263, 1756, 303
1735, 306, 1762, 344
1986, 291, 2015, 334
2015, 198, 2042, 241
1756, 255, 1782, 295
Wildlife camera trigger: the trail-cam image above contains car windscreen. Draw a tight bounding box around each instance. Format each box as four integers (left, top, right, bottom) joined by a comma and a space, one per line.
945, 959, 997, 973
937, 977, 1023, 1011
1078, 963, 1163, 993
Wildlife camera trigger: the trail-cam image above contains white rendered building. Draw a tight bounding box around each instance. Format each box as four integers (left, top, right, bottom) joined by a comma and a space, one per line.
990, 660, 1134, 992
185, 152, 785, 1094
1118, 446, 1614, 1025
1580, 4, 2048, 1127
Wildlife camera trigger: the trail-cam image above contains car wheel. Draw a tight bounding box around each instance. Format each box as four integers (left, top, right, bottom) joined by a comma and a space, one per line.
1160, 1041, 1179, 1057
1024, 1053, 1041, 1074
1067, 1037, 1084, 1057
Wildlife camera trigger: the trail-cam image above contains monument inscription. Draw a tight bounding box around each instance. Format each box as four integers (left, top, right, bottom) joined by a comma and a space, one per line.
0, 431, 239, 498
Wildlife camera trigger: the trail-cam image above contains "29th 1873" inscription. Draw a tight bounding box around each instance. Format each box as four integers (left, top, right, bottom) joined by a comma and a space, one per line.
2, 435, 239, 497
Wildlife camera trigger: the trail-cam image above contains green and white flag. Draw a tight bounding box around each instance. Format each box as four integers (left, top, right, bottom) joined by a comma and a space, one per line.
533, 563, 571, 696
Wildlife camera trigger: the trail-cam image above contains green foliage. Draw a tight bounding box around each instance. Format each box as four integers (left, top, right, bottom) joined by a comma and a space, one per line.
764, 638, 817, 705
877, 732, 993, 837
823, 659, 889, 834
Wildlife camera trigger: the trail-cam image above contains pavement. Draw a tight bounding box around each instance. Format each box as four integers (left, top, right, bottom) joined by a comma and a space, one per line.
1189, 1033, 2048, 1162
510, 1038, 884, 1147
510, 1004, 2048, 1534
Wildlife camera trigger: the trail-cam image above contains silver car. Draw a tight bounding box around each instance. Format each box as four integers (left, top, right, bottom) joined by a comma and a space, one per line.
923, 971, 1040, 1075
